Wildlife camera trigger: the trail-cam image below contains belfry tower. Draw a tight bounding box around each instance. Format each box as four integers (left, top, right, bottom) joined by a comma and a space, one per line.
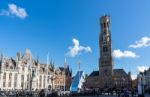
99, 15, 113, 88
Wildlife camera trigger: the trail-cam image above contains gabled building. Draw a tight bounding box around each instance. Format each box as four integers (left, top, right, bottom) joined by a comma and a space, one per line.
0, 49, 56, 91
85, 71, 99, 89
85, 69, 131, 89
54, 66, 72, 91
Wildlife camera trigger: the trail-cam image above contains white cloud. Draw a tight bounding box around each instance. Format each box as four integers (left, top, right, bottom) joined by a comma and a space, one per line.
131, 74, 137, 80
129, 37, 150, 48
137, 66, 149, 72
113, 49, 139, 59
0, 3, 28, 19
66, 38, 92, 57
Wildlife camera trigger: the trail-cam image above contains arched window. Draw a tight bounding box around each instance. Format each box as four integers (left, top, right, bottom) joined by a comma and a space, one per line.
3, 72, 6, 80
104, 23, 106, 28
9, 73, 12, 80
8, 73, 12, 87
21, 75, 24, 88
39, 75, 42, 88
27, 74, 29, 81
14, 74, 17, 87
3, 72, 6, 87
103, 46, 108, 52
43, 76, 46, 88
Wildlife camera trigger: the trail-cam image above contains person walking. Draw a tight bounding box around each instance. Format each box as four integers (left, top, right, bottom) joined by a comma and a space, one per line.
39, 89, 45, 97
47, 89, 52, 97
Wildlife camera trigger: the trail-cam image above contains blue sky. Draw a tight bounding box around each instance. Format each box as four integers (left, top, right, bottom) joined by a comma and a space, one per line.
0, 0, 150, 78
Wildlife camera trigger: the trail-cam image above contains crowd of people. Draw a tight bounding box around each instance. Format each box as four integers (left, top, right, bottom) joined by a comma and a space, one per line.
0, 88, 140, 97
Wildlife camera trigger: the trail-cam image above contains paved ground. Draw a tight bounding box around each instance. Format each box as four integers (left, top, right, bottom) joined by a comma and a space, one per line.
145, 94, 150, 97
70, 96, 117, 97
70, 94, 150, 97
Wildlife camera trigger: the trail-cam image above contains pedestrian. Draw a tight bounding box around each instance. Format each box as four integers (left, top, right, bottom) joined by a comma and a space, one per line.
118, 90, 120, 97
47, 89, 52, 97
39, 89, 45, 97
131, 90, 134, 97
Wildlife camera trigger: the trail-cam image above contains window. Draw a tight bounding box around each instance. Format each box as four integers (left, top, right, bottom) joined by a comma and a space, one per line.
105, 69, 109, 76
27, 74, 29, 81
104, 23, 106, 28
43, 76, 46, 88
14, 74, 17, 87
3, 72, 6, 87
37, 81, 38, 88
21, 75, 24, 88
103, 46, 108, 52
8, 73, 12, 87
9, 73, 12, 80
39, 75, 42, 88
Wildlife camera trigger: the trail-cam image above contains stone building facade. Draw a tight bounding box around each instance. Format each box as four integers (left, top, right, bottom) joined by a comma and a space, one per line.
99, 15, 132, 89
99, 15, 114, 88
85, 15, 132, 89
0, 49, 72, 91
143, 68, 150, 91
84, 71, 99, 89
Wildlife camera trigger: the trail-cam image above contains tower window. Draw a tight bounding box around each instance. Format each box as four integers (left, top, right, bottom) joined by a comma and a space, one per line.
104, 31, 106, 35
104, 23, 106, 28
103, 46, 108, 52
